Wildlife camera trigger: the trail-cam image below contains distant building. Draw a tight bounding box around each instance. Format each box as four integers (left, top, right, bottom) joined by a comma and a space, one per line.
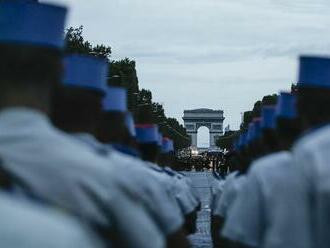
182, 108, 225, 148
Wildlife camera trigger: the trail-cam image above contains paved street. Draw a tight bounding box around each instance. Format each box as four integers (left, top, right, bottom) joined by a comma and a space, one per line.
184, 171, 213, 248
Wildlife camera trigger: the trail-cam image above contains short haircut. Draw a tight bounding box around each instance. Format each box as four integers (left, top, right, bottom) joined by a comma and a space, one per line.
297, 86, 330, 128
51, 85, 103, 134
0, 43, 61, 89
97, 111, 130, 144
276, 117, 301, 144
138, 143, 159, 163
261, 128, 279, 153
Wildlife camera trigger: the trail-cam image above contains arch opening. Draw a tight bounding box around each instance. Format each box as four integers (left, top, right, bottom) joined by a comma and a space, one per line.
197, 126, 210, 148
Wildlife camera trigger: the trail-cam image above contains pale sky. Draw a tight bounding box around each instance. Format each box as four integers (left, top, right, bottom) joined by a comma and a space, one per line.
44, 0, 330, 147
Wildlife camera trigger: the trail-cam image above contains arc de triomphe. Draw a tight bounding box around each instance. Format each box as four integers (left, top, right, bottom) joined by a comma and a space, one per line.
183, 109, 225, 148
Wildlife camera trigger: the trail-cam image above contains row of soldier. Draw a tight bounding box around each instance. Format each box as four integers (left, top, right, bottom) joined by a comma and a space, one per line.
210, 56, 330, 248
0, 1, 202, 247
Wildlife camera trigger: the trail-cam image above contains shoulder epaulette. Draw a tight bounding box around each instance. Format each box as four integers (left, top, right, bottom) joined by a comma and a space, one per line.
148, 165, 164, 173
162, 168, 176, 177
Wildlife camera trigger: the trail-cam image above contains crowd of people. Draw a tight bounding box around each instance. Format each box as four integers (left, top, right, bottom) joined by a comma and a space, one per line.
210, 56, 330, 248
0, 1, 202, 247
2, 1, 330, 248
175, 154, 216, 172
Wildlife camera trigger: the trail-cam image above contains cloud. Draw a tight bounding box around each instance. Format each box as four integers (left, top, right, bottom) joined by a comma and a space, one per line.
44, 0, 330, 135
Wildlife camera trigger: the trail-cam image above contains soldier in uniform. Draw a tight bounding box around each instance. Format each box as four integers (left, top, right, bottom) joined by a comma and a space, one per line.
292, 56, 330, 248
135, 124, 198, 235
222, 92, 310, 248
52, 54, 188, 248
0, 191, 104, 248
0, 3, 164, 248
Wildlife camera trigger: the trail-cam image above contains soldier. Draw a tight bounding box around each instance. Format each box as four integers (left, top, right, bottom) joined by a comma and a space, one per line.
0, 3, 164, 248
259, 106, 279, 155
136, 124, 198, 234
292, 56, 330, 248
222, 92, 310, 248
0, 191, 104, 248
52, 54, 187, 248
161, 137, 201, 229
98, 84, 137, 154
211, 129, 250, 248
123, 112, 141, 157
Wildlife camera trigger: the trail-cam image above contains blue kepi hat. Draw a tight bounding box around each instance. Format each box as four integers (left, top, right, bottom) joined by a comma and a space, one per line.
135, 124, 159, 144
162, 138, 174, 153
0, 1, 67, 49
261, 106, 276, 129
103, 86, 128, 112
63, 55, 108, 94
276, 92, 297, 119
298, 56, 330, 89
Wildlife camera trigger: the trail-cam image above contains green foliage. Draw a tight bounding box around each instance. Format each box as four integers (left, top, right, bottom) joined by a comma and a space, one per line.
65, 26, 111, 62
240, 94, 278, 130
291, 83, 298, 93
134, 92, 190, 149
159, 117, 190, 150
241, 111, 253, 130
252, 100, 262, 118
64, 26, 190, 150
109, 59, 139, 111
262, 94, 277, 106
219, 94, 278, 150
137, 89, 153, 106
216, 131, 240, 150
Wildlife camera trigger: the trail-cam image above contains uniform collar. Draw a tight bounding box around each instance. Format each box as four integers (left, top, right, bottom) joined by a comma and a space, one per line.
303, 123, 328, 137
146, 161, 164, 173
293, 123, 330, 150
74, 133, 99, 145
0, 107, 51, 129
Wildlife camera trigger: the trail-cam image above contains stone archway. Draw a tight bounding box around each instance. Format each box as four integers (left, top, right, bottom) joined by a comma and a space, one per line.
182, 108, 225, 148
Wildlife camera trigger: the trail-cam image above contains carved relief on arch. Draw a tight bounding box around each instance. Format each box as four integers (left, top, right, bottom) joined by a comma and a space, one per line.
185, 124, 195, 131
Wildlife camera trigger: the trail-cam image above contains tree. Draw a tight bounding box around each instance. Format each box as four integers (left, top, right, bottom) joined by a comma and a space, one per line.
65, 26, 111, 62
216, 131, 239, 150
135, 95, 190, 149
219, 94, 278, 151
262, 94, 277, 106
64, 26, 191, 150
109, 59, 139, 111
241, 111, 253, 130
240, 94, 278, 130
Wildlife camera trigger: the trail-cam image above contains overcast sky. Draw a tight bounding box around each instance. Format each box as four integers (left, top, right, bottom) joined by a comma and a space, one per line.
45, 0, 330, 146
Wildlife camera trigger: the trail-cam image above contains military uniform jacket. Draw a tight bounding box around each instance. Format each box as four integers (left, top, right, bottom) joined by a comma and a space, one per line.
222, 151, 311, 248
0, 108, 164, 248
293, 125, 330, 248
211, 171, 239, 217
145, 161, 197, 215
0, 191, 105, 248
74, 133, 184, 235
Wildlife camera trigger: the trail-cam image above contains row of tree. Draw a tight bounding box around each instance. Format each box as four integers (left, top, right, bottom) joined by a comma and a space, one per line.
216, 94, 279, 150
216, 84, 298, 150
65, 26, 191, 150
